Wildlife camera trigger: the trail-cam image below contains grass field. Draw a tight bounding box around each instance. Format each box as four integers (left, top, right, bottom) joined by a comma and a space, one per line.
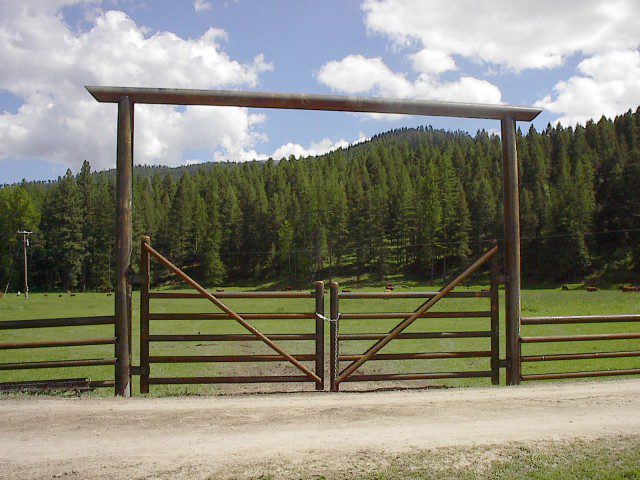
1, 284, 640, 396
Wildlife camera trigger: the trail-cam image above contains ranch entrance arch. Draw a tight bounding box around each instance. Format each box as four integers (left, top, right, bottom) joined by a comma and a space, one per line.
86, 85, 541, 396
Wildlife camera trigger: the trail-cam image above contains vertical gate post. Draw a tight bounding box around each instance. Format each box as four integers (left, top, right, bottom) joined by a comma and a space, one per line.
489, 247, 500, 385
115, 96, 133, 396
329, 282, 339, 392
314, 281, 325, 390
501, 115, 522, 385
140, 235, 151, 394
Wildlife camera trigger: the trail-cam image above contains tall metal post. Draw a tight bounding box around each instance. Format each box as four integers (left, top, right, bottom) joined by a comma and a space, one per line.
501, 115, 522, 385
115, 96, 133, 396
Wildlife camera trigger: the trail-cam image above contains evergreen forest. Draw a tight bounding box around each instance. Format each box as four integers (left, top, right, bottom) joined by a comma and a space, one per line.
3, 108, 640, 291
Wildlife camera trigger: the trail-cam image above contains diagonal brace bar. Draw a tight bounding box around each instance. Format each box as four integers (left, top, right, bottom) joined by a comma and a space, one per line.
336, 245, 498, 384
143, 243, 321, 384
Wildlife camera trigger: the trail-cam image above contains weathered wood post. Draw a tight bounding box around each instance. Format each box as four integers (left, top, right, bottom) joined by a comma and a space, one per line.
115, 96, 133, 396
329, 281, 339, 392
314, 281, 325, 390
501, 115, 522, 385
140, 235, 151, 394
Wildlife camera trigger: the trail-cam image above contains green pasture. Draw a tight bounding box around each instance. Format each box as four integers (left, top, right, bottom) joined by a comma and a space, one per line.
1, 284, 639, 396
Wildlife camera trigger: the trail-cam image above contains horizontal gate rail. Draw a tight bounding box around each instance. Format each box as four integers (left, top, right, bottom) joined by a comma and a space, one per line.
338, 331, 492, 340
338, 311, 491, 319
343, 371, 493, 382
149, 354, 317, 363
330, 246, 501, 390
149, 375, 311, 385
338, 351, 491, 361
147, 333, 316, 342
337, 291, 491, 299
0, 315, 116, 329
147, 313, 316, 320
0, 315, 117, 390
139, 235, 324, 393
519, 314, 640, 381
149, 291, 314, 299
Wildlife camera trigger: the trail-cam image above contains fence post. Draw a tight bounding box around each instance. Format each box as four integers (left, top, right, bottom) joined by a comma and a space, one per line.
329, 281, 339, 392
115, 96, 133, 397
490, 247, 500, 385
314, 281, 324, 391
140, 235, 151, 394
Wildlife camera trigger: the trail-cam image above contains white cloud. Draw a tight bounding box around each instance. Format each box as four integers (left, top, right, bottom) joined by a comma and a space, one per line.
536, 50, 640, 126
362, 0, 640, 72
193, 0, 211, 12
0, 1, 273, 170
352, 0, 640, 125
317, 54, 501, 116
410, 49, 456, 75
270, 134, 369, 160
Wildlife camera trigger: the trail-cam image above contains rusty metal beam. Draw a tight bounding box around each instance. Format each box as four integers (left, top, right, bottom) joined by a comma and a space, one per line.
86, 86, 541, 122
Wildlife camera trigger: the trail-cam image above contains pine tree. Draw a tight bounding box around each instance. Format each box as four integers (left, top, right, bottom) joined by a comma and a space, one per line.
41, 169, 84, 290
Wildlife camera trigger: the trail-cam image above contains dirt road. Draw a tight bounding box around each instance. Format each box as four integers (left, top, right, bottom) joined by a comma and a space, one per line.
1, 379, 639, 479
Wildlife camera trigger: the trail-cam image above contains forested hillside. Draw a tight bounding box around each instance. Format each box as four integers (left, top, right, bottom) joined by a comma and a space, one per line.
3, 108, 640, 291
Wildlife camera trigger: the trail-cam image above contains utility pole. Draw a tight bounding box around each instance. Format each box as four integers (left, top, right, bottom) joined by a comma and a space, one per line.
17, 230, 32, 299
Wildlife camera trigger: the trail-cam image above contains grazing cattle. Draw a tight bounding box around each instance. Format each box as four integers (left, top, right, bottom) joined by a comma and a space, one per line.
586, 286, 599, 292
106, 292, 113, 297
561, 285, 569, 291
215, 289, 225, 293
342, 289, 351, 293
620, 285, 640, 292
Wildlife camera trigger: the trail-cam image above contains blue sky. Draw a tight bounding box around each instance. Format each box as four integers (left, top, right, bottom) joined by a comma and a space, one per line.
1, 0, 640, 183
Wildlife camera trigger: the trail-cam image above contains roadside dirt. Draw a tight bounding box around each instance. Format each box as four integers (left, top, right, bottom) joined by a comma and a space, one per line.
1, 379, 639, 479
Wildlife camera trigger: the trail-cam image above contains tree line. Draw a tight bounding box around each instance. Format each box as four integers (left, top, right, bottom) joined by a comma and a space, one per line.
2, 107, 640, 291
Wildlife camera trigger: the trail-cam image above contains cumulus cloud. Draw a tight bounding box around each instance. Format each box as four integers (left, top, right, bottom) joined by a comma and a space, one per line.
193, 0, 211, 12
536, 50, 640, 126
270, 133, 369, 160
410, 49, 456, 75
317, 54, 501, 113
351, 0, 640, 124
362, 0, 640, 72
0, 1, 273, 170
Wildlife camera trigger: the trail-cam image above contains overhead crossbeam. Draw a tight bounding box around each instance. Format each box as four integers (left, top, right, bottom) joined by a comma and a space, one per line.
86, 86, 541, 122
